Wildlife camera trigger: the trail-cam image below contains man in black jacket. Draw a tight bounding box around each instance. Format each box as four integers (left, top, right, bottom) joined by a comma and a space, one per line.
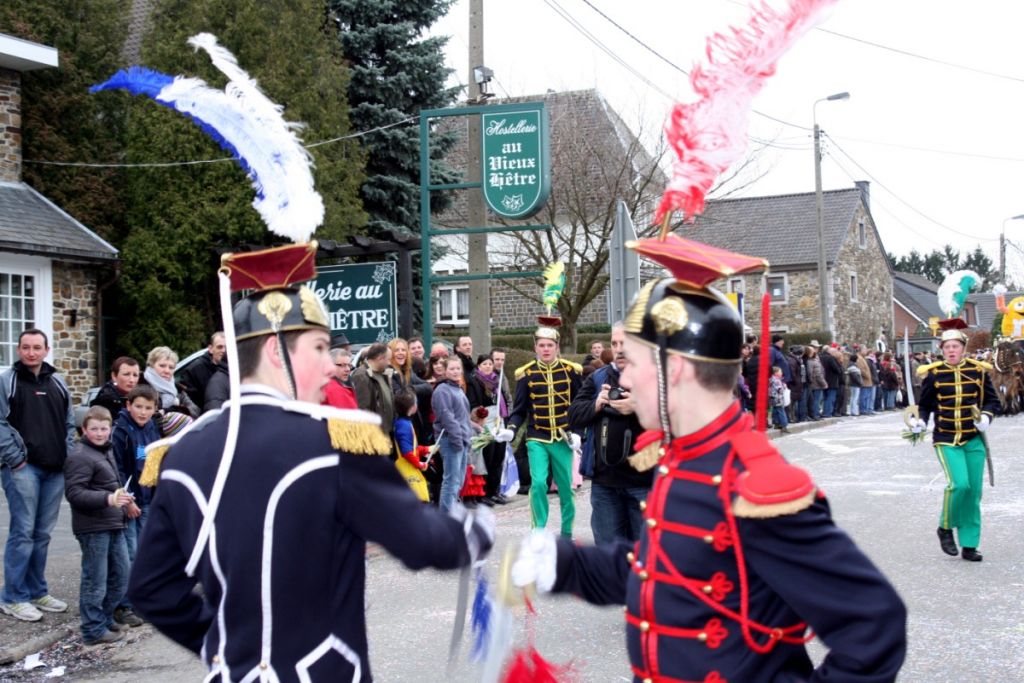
821, 344, 844, 417
178, 332, 225, 409
0, 329, 76, 622
569, 324, 652, 544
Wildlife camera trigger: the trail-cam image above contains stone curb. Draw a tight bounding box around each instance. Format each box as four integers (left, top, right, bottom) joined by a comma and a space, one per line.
0, 627, 73, 666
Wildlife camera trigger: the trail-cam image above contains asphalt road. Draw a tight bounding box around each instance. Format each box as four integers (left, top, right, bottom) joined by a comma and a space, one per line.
2, 409, 1023, 681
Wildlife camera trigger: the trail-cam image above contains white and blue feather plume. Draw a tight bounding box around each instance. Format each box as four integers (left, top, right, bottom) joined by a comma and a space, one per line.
91, 33, 323, 243
937, 270, 981, 319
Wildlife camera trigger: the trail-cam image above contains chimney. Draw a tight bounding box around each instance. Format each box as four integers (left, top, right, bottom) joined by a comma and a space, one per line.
854, 180, 870, 210
0, 68, 20, 182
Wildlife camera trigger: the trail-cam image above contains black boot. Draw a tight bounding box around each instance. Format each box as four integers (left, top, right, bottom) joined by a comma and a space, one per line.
937, 527, 958, 556
961, 547, 983, 562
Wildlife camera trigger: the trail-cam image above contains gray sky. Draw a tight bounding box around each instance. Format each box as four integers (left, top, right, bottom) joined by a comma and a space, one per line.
433, 0, 1024, 281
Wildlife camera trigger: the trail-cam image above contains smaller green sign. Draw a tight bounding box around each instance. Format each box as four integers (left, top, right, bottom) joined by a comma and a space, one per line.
310, 262, 398, 345
481, 105, 551, 219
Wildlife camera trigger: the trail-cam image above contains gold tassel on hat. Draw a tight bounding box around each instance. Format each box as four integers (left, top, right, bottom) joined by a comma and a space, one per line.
328, 418, 392, 455
139, 442, 172, 487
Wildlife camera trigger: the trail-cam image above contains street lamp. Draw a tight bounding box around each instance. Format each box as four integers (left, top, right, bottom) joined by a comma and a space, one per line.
814, 91, 850, 336
1001, 214, 1024, 284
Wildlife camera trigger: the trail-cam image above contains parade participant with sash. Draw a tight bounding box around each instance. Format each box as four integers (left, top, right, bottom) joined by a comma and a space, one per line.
496, 263, 582, 538
908, 271, 998, 562
93, 36, 493, 682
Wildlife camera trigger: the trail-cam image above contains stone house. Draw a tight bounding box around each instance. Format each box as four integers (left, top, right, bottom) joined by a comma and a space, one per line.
0, 34, 118, 400
685, 183, 893, 347
431, 89, 665, 334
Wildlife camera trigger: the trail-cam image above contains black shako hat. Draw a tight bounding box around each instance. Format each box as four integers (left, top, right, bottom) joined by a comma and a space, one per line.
624, 278, 743, 362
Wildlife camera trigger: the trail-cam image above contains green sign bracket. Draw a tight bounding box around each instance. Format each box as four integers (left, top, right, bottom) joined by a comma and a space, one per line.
419, 102, 551, 350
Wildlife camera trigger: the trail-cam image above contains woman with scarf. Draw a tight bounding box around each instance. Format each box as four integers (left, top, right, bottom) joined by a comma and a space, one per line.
141, 347, 200, 422
466, 353, 510, 505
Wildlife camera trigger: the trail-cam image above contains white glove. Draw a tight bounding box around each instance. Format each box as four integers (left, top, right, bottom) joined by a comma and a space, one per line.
510, 529, 558, 593
494, 428, 515, 443
910, 418, 926, 434
974, 414, 991, 433
569, 432, 582, 450
993, 284, 1008, 297
449, 504, 495, 565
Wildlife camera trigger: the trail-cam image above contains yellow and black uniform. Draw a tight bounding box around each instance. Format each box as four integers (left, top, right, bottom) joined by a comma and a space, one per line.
509, 358, 582, 536
918, 357, 998, 554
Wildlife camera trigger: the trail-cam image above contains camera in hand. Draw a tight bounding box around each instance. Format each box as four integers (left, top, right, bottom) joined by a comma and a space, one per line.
608, 387, 627, 401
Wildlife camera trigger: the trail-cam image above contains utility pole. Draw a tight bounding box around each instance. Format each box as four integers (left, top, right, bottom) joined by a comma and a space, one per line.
466, 0, 491, 353
1001, 232, 1007, 285
814, 121, 829, 335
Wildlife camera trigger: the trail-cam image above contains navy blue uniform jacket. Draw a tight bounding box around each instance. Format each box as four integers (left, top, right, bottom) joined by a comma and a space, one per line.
128, 387, 475, 682
552, 402, 906, 682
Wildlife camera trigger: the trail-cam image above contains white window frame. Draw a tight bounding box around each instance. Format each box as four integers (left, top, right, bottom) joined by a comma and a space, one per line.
857, 218, 867, 249
0, 253, 53, 367
435, 284, 469, 326
849, 272, 859, 302
764, 273, 788, 305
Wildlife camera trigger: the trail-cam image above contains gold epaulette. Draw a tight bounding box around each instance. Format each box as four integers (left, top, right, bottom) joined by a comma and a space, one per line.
561, 359, 583, 374
139, 440, 173, 487
514, 360, 536, 381
917, 360, 943, 376
730, 431, 816, 519
327, 418, 391, 455
967, 358, 993, 371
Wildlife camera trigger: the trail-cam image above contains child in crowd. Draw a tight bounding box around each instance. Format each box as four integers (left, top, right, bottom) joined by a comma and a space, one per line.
768, 365, 790, 433
394, 390, 431, 472
111, 385, 160, 627
393, 390, 431, 502
64, 407, 134, 645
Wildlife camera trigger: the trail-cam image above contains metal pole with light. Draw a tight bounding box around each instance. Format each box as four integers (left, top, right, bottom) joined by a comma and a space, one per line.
814, 91, 850, 337
1001, 214, 1024, 284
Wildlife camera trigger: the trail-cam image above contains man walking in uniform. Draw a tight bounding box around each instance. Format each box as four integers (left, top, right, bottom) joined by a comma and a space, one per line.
498, 321, 581, 538
912, 318, 998, 561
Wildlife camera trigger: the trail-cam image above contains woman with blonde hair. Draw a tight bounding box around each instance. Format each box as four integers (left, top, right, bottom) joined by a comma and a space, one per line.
388, 337, 412, 394
141, 346, 199, 418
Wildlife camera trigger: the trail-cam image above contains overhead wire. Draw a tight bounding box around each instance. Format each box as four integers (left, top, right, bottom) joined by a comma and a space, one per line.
718, 0, 1024, 85
544, 0, 810, 152
578, 0, 812, 132
24, 116, 419, 168
825, 133, 998, 243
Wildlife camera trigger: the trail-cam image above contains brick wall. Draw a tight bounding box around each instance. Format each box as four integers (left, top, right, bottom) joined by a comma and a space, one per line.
0, 68, 20, 182
51, 262, 100, 401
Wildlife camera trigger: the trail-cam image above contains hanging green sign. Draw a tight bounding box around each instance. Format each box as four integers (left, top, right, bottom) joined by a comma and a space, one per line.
481, 105, 551, 219
309, 262, 398, 345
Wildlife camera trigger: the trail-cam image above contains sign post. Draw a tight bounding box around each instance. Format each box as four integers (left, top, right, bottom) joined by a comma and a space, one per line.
310, 262, 398, 345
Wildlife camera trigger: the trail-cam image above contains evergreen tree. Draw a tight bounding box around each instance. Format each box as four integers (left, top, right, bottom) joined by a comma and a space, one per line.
105, 0, 367, 358
0, 0, 128, 243
330, 0, 460, 238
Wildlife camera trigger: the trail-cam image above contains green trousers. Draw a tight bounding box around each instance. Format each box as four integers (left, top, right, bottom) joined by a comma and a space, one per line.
526, 439, 575, 537
934, 436, 986, 548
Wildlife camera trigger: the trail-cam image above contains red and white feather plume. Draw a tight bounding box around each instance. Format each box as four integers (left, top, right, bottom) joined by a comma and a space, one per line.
656, 0, 839, 226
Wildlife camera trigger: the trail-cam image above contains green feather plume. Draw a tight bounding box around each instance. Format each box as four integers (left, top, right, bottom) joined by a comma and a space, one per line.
937, 270, 980, 318
542, 262, 565, 314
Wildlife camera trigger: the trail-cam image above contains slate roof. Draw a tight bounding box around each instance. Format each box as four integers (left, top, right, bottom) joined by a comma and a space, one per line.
0, 181, 118, 262
969, 291, 1021, 331
684, 188, 866, 269
893, 271, 942, 323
